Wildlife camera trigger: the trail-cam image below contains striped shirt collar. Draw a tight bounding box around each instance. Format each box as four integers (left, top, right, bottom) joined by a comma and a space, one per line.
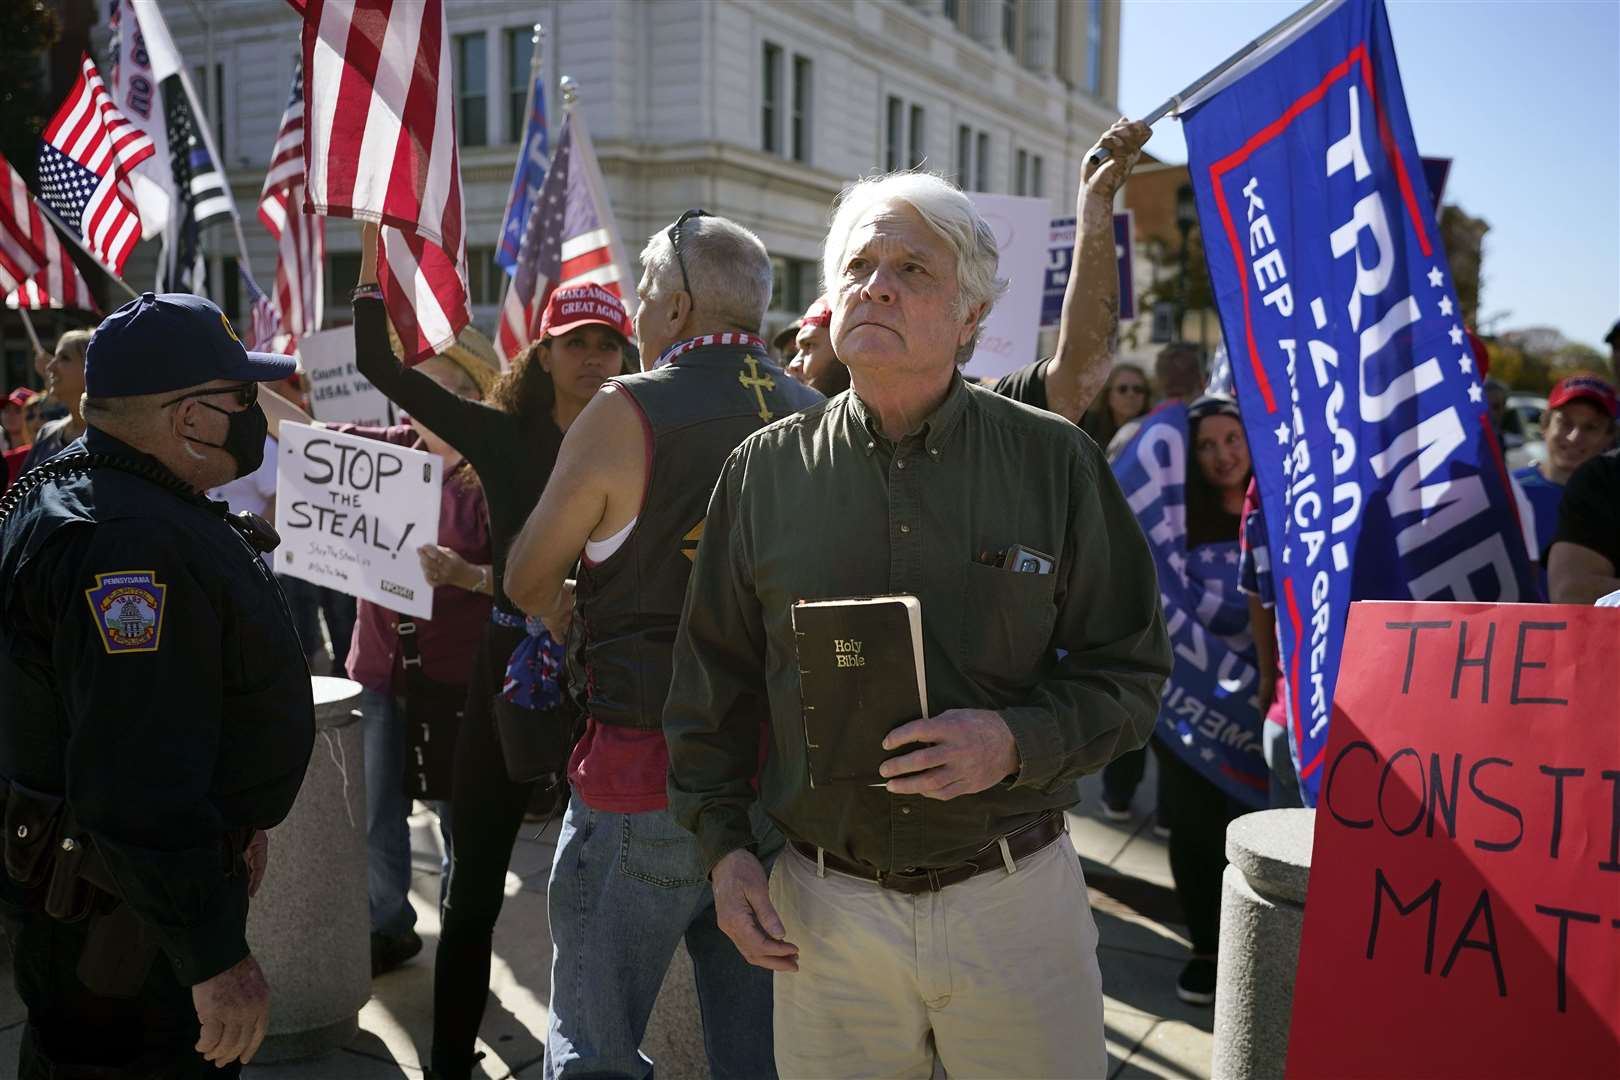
655, 331, 769, 368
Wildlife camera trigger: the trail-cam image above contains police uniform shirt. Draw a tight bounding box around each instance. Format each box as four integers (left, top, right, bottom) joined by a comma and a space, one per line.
0, 428, 314, 986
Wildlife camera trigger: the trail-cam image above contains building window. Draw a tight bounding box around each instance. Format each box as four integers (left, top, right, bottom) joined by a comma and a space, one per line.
455, 33, 488, 148
506, 28, 534, 144
956, 124, 972, 188
219, 255, 241, 320
885, 96, 904, 172
769, 256, 816, 315
908, 105, 925, 169
1031, 153, 1044, 198
976, 131, 990, 191
762, 43, 783, 155
190, 64, 227, 157
326, 252, 362, 315
1001, 0, 1019, 52
1086, 1, 1103, 95
1014, 149, 1028, 195
791, 56, 811, 163
943, 0, 959, 23
465, 247, 504, 305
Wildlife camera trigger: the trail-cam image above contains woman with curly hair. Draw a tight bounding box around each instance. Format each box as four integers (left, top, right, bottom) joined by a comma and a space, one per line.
350, 226, 635, 1079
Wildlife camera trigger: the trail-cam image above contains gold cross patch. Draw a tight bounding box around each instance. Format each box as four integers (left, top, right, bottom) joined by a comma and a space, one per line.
738, 355, 776, 422
681, 520, 705, 562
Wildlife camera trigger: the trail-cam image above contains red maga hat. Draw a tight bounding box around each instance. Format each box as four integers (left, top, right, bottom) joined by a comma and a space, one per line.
1548, 374, 1619, 419
538, 284, 634, 341
800, 295, 832, 329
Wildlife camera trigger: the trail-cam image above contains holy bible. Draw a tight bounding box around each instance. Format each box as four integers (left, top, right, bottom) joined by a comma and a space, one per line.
790, 594, 928, 787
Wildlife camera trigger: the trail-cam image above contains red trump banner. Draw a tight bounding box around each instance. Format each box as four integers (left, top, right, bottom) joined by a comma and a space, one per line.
1288, 601, 1620, 1078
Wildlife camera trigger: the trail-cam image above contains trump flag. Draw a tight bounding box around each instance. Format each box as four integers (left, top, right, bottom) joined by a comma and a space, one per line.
1180, 0, 1535, 805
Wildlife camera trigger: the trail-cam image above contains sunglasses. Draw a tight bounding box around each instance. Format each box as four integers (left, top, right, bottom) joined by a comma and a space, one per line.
666, 208, 711, 297
161, 383, 258, 410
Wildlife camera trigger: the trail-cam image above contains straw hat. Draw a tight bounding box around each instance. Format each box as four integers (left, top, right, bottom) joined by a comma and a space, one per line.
387, 319, 502, 399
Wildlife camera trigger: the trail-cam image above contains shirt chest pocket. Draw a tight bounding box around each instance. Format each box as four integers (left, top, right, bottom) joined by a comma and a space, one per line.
958, 561, 1058, 688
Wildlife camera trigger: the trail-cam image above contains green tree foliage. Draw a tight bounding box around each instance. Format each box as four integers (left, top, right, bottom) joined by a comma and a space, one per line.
0, 0, 60, 185
1438, 204, 1488, 328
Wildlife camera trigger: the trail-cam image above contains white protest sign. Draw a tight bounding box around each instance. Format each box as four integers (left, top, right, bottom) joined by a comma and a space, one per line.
297, 327, 396, 427
964, 193, 1050, 380
274, 422, 441, 618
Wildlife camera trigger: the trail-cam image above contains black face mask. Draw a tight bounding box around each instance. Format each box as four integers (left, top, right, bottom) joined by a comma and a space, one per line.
186, 400, 268, 479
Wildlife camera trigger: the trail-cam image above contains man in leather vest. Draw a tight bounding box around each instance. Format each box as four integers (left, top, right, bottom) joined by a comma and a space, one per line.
0, 293, 315, 1078
506, 211, 821, 1079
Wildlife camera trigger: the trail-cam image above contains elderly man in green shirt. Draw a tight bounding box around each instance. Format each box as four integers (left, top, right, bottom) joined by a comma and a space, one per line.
664, 120, 1168, 1077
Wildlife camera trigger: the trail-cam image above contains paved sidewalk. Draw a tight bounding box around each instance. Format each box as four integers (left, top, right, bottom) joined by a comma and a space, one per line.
0, 760, 1211, 1079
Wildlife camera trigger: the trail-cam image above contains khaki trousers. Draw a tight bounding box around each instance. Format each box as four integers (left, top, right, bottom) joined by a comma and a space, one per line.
768, 835, 1106, 1079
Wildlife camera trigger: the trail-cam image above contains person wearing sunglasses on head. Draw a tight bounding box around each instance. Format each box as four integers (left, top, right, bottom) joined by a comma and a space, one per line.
505, 209, 822, 1080
0, 293, 316, 1077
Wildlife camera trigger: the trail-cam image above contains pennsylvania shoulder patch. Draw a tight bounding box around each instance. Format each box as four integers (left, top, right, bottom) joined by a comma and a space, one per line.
84, 570, 168, 655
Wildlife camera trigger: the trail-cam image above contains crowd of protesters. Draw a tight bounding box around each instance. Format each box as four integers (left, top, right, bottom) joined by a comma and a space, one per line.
3, 115, 1617, 1078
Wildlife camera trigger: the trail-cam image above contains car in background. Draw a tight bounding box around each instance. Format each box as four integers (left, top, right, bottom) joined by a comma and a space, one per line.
1502, 394, 1547, 471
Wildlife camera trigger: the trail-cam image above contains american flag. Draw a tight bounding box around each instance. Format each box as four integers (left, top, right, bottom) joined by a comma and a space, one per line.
0, 153, 45, 297
37, 54, 154, 276
258, 59, 324, 341
3, 171, 95, 313
496, 111, 626, 362
297, 0, 467, 364
239, 263, 284, 353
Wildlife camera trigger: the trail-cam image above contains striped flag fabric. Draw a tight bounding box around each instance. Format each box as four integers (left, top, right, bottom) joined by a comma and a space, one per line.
37, 54, 155, 275
298, 0, 467, 364
3, 185, 96, 314
0, 154, 46, 297
240, 264, 284, 353
495, 109, 628, 362
258, 59, 324, 340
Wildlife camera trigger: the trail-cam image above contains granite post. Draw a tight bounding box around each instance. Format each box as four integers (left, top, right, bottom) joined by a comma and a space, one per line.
1212, 808, 1315, 1080
245, 676, 371, 1063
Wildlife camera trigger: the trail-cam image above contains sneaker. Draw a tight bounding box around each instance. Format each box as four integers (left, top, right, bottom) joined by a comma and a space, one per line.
1099, 796, 1132, 822
370, 927, 423, 977
1177, 957, 1217, 1005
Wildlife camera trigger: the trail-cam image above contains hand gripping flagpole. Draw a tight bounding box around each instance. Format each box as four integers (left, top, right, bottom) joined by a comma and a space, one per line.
1089, 0, 1339, 167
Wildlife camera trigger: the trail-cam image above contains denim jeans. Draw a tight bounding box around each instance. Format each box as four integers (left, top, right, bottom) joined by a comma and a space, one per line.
359, 688, 450, 936
544, 794, 778, 1080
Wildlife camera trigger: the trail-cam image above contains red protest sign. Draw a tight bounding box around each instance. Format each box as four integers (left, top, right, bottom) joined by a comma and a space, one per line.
1287, 601, 1620, 1079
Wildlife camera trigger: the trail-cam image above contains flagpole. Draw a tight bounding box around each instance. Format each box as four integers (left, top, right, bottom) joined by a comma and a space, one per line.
1088, 0, 1340, 166
15, 307, 44, 355
31, 200, 140, 300
563, 77, 637, 317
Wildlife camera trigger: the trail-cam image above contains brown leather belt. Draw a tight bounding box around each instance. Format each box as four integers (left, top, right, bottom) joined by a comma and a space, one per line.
790, 811, 1067, 894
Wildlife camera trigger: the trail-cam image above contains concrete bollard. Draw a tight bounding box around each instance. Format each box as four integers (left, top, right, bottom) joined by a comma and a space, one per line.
245, 676, 372, 1063
1212, 808, 1316, 1080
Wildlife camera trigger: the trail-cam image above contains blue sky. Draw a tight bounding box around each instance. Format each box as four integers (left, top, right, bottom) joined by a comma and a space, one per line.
1118, 0, 1619, 349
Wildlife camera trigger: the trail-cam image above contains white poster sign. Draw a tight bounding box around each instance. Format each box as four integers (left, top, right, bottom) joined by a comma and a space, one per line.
274, 422, 441, 618
963, 193, 1050, 380
297, 327, 396, 428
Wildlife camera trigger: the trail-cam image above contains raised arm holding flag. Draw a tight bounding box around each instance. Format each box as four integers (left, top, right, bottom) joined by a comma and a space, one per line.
295, 0, 469, 364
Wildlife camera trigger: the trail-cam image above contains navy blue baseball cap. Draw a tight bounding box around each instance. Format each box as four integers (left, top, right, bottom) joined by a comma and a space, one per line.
84, 292, 296, 398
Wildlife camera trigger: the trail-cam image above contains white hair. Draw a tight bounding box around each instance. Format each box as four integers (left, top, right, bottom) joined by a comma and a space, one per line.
822, 171, 1007, 362
639, 215, 774, 333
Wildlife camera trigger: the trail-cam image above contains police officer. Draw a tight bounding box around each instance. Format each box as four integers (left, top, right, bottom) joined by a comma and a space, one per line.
0, 293, 316, 1078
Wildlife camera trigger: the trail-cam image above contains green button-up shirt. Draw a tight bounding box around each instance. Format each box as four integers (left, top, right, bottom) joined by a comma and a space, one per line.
664, 374, 1171, 873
